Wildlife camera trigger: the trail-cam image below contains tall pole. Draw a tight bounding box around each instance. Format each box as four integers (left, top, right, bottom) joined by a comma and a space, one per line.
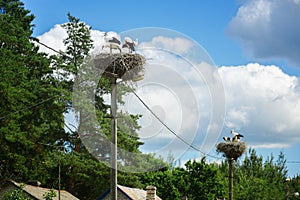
285, 178, 289, 200
58, 147, 61, 200
110, 77, 117, 200
228, 158, 233, 200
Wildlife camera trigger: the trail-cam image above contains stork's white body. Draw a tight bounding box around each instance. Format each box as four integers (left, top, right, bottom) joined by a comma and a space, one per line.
102, 32, 122, 53
230, 129, 244, 142
122, 37, 138, 53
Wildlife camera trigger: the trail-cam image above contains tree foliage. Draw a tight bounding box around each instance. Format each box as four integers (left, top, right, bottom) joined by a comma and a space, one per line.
2, 187, 31, 200
219, 149, 289, 200
0, 0, 66, 184
140, 158, 227, 200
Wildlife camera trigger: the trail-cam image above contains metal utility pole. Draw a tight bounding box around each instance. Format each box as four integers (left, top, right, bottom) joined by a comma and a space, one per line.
285, 178, 290, 200
58, 147, 61, 200
228, 158, 233, 200
110, 77, 117, 200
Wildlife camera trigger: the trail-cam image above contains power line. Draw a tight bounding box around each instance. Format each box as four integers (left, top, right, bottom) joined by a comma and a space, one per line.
1, 18, 70, 58
29, 37, 62, 55
0, 96, 59, 121
287, 161, 300, 164
0, 18, 70, 121
125, 83, 223, 160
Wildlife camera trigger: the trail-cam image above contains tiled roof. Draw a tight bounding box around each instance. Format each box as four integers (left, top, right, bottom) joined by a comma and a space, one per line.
11, 181, 79, 200
97, 185, 162, 200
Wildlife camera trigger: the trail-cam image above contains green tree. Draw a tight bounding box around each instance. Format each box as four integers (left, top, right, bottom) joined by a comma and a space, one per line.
61, 12, 93, 75
51, 12, 95, 154
140, 158, 226, 200
2, 187, 31, 200
42, 189, 56, 200
184, 158, 226, 200
228, 149, 287, 199
0, 0, 66, 184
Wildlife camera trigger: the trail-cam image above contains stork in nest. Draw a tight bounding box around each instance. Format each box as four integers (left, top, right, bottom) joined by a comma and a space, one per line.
102, 32, 122, 53
122, 36, 138, 53
222, 129, 244, 142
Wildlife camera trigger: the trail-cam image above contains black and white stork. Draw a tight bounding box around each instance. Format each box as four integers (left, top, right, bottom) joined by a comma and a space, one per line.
231, 129, 244, 142
223, 136, 231, 142
122, 37, 138, 53
102, 32, 121, 53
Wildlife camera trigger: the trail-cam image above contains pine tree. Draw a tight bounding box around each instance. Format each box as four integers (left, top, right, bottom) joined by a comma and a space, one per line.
0, 0, 66, 184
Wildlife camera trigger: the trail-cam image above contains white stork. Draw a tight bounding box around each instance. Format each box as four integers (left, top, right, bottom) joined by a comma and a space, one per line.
223, 136, 231, 142
122, 37, 138, 53
231, 129, 244, 142
102, 32, 121, 53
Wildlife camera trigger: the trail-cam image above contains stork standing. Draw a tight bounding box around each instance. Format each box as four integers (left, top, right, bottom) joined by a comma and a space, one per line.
102, 32, 122, 54
223, 136, 231, 142
230, 129, 244, 142
122, 37, 138, 53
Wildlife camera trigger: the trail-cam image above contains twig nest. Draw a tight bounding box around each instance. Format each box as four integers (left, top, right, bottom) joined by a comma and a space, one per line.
216, 142, 246, 160
93, 53, 146, 80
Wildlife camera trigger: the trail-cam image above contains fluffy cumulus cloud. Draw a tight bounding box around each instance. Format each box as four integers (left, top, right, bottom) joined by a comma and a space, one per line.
36, 24, 67, 54
227, 0, 300, 67
219, 63, 300, 148
139, 36, 195, 55
36, 23, 106, 55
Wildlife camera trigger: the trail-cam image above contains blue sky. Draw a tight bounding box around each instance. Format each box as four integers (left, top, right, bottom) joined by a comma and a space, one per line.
25, 0, 244, 66
22, 0, 300, 177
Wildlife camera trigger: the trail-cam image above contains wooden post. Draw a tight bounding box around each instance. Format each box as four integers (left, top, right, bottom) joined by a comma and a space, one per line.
228, 158, 233, 200
285, 179, 289, 200
110, 77, 117, 200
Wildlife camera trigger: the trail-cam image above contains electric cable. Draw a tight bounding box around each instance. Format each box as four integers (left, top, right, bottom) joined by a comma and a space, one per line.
125, 82, 223, 160
0, 18, 69, 121
0, 96, 58, 121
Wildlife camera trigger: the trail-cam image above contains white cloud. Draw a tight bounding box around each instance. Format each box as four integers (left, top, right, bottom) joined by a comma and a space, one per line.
35, 23, 107, 55
219, 63, 300, 148
36, 24, 67, 55
227, 0, 300, 66
139, 36, 195, 55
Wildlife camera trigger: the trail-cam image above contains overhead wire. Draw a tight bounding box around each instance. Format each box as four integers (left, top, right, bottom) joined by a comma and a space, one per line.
0, 17, 69, 121
0, 96, 59, 121
1, 17, 71, 58
125, 82, 223, 160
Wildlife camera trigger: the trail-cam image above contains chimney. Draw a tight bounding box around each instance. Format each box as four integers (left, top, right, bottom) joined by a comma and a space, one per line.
146, 186, 157, 200
27, 180, 41, 187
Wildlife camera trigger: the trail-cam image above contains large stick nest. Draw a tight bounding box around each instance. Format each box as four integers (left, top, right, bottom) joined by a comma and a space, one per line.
216, 142, 246, 160
93, 53, 146, 80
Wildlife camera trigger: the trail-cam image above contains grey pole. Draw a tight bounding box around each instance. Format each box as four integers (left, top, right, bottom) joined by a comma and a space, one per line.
228, 158, 233, 200
110, 77, 117, 200
58, 147, 61, 200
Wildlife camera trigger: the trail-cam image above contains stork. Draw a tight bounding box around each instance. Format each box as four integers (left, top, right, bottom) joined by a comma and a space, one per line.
102, 32, 121, 53
223, 136, 231, 142
231, 129, 244, 142
122, 37, 138, 53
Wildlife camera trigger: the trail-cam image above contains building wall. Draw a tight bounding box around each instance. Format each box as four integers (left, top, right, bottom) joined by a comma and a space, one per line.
102, 189, 131, 200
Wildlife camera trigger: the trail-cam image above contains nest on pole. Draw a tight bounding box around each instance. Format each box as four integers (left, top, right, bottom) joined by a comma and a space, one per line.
92, 53, 146, 80
216, 142, 246, 160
